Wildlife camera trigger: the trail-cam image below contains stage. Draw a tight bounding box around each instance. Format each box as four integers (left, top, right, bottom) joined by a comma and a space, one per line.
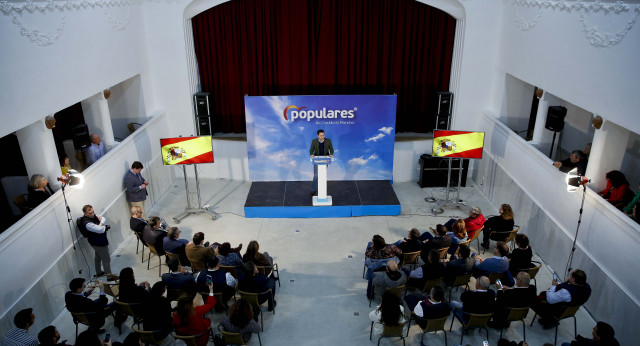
244, 180, 401, 218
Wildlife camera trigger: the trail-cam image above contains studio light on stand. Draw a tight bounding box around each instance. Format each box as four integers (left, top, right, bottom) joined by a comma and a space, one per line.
58, 170, 84, 253
564, 167, 590, 276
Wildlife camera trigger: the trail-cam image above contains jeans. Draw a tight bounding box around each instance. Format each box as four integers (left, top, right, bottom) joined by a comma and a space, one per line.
450, 301, 466, 322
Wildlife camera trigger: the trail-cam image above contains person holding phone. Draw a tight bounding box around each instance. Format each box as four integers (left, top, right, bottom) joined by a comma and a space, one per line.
489, 272, 536, 329
534, 269, 591, 328
173, 281, 216, 346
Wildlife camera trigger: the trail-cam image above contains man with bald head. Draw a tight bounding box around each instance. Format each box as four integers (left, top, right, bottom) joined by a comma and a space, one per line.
86, 133, 105, 165
368, 259, 407, 300
450, 276, 496, 323
489, 271, 536, 328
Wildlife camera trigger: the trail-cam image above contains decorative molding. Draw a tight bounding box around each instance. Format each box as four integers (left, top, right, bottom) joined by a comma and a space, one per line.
11, 13, 65, 46
512, 0, 640, 47
0, 0, 141, 45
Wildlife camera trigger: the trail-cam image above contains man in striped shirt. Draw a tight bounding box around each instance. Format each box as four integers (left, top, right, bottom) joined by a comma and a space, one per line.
4, 308, 38, 346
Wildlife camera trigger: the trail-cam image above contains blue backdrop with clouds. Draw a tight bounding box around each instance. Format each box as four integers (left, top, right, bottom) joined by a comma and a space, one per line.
245, 95, 397, 181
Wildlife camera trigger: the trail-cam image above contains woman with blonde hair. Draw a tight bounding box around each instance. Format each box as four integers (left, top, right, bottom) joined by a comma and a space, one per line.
481, 203, 515, 249
447, 218, 468, 255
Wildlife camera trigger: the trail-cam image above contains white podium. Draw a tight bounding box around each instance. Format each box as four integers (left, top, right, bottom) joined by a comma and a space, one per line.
311, 156, 332, 206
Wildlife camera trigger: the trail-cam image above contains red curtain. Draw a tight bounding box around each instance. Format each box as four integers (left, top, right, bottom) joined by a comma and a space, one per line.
192, 0, 456, 133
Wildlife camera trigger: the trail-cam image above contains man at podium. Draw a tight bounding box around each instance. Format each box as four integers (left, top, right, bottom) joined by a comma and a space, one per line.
309, 129, 334, 196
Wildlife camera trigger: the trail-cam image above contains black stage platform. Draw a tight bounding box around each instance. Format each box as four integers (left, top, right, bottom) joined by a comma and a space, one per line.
244, 180, 401, 218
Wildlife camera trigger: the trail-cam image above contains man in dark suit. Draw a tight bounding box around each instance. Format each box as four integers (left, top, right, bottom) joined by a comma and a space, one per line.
64, 278, 111, 332
238, 261, 277, 311
124, 161, 148, 219
443, 244, 475, 286
309, 129, 334, 196
420, 224, 452, 259
163, 227, 191, 266
489, 271, 536, 328
450, 276, 495, 323
406, 286, 451, 329
143, 216, 166, 255
162, 257, 196, 299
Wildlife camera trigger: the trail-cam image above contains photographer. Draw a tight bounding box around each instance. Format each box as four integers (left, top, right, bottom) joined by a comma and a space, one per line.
82, 205, 118, 281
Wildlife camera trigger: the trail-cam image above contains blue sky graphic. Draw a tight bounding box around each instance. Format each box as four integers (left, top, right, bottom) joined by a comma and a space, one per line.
245, 95, 397, 181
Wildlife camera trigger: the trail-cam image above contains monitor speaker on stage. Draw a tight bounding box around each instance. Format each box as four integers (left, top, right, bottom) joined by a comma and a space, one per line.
434, 91, 453, 130
545, 106, 567, 132
72, 124, 91, 150
196, 116, 212, 136
194, 92, 210, 116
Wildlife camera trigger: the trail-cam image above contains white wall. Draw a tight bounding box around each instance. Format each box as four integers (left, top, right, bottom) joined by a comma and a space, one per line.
0, 113, 174, 333
108, 75, 148, 140
0, 3, 151, 139
499, 74, 534, 136
621, 131, 640, 190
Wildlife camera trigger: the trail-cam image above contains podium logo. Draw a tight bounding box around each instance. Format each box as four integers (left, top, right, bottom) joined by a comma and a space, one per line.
283, 105, 357, 122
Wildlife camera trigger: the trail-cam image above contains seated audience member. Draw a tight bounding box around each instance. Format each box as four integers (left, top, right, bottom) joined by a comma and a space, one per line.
419, 224, 452, 259
217, 242, 244, 267
451, 276, 495, 323
481, 204, 515, 249
393, 228, 423, 253
129, 206, 147, 238
4, 308, 38, 346
142, 216, 167, 255
369, 291, 406, 336
27, 174, 53, 208
553, 150, 588, 176
37, 325, 70, 346
163, 227, 191, 266
535, 269, 591, 328
117, 267, 150, 303
508, 234, 533, 276
60, 155, 72, 176
623, 182, 640, 216
599, 170, 632, 208
364, 235, 402, 280
368, 260, 407, 300
220, 299, 261, 343
446, 219, 468, 255
74, 329, 106, 346
143, 282, 172, 339
238, 261, 277, 311
489, 272, 536, 328
497, 340, 529, 346
473, 241, 510, 277
561, 321, 619, 346
185, 232, 217, 271
443, 244, 475, 286
120, 332, 143, 346
464, 206, 486, 239
242, 240, 271, 267
195, 256, 237, 309
64, 278, 110, 331
405, 286, 451, 329
403, 249, 445, 290
172, 284, 216, 346
162, 257, 197, 297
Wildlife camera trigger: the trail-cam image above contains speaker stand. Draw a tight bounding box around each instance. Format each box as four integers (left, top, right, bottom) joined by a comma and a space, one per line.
431, 158, 466, 214
549, 130, 558, 159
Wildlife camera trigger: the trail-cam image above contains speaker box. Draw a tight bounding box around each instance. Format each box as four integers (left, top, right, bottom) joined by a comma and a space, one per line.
72, 124, 90, 150
545, 106, 567, 132
435, 91, 453, 116
196, 116, 212, 136
194, 92, 211, 116
418, 154, 469, 188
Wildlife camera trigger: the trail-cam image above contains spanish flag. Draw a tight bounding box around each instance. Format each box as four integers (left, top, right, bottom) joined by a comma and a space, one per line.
432, 130, 484, 159
160, 136, 214, 165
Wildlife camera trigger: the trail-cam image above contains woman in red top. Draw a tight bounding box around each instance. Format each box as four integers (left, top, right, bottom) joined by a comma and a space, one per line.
600, 170, 632, 208
464, 206, 485, 239
172, 282, 216, 346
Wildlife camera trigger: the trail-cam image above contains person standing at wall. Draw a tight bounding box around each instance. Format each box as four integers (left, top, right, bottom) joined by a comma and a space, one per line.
124, 161, 149, 219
